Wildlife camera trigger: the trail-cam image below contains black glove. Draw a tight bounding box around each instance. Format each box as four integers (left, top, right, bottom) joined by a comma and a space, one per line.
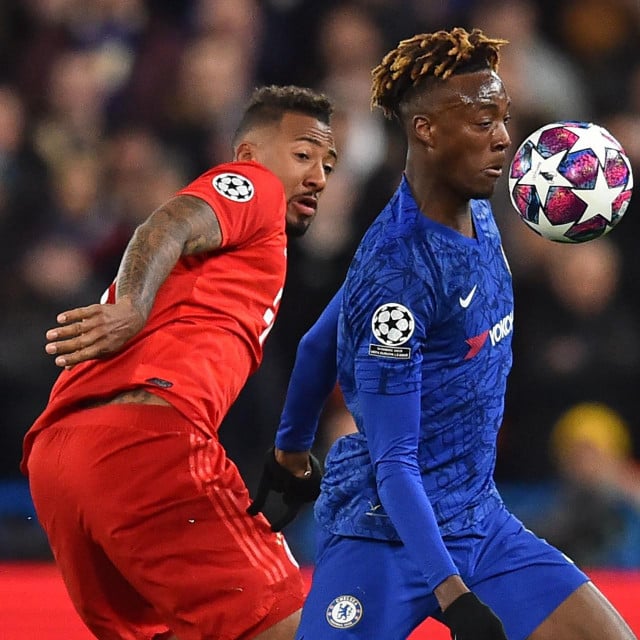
442, 592, 507, 640
247, 446, 323, 532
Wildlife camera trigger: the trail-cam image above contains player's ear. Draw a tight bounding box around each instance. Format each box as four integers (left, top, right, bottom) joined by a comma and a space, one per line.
235, 141, 257, 162
413, 115, 434, 148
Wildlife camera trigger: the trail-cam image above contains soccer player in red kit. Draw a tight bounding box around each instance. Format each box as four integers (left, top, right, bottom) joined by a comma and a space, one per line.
20, 86, 336, 640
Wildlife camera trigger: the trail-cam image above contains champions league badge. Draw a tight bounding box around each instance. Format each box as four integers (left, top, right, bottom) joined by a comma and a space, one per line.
325, 595, 363, 629
212, 172, 255, 202
369, 302, 414, 359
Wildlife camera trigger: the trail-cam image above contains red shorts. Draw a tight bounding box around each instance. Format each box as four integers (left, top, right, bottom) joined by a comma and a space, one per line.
26, 404, 305, 640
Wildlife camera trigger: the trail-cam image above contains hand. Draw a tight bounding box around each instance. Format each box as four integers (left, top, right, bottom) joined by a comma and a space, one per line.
44, 298, 146, 368
442, 592, 507, 640
247, 446, 322, 531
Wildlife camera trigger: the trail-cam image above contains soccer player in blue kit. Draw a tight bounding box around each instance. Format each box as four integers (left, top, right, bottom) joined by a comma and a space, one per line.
248, 28, 637, 640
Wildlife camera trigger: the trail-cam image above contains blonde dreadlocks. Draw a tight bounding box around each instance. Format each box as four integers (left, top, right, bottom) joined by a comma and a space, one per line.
371, 27, 508, 120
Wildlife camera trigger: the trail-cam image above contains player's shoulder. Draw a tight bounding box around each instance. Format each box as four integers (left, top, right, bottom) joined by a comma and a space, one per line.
210, 160, 282, 187
195, 160, 284, 202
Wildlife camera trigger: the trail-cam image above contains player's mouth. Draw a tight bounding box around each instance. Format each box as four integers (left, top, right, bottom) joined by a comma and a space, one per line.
483, 164, 503, 179
291, 195, 318, 217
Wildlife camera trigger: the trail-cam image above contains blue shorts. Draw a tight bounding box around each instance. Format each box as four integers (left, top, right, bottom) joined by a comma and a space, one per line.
296, 506, 589, 640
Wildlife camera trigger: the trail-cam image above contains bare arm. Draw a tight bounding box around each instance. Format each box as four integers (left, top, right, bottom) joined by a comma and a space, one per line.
114, 195, 221, 317
46, 195, 221, 367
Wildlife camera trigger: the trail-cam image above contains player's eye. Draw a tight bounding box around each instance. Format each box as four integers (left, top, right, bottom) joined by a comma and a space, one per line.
324, 163, 335, 175
295, 152, 310, 160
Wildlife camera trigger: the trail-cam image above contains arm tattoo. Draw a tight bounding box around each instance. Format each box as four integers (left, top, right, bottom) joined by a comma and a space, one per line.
115, 195, 222, 318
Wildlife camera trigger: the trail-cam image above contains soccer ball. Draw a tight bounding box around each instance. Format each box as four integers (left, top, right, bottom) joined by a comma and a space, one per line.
508, 121, 633, 243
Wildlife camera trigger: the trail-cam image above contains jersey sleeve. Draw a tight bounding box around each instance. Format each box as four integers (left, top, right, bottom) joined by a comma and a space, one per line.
275, 285, 343, 452
361, 389, 459, 589
341, 240, 458, 589
341, 243, 436, 397
176, 162, 286, 248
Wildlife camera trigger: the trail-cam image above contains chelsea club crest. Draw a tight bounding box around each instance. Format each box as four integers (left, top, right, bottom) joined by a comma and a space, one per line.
325, 595, 363, 629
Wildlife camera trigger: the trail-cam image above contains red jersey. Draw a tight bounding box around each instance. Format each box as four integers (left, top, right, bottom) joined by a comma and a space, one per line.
23, 161, 287, 453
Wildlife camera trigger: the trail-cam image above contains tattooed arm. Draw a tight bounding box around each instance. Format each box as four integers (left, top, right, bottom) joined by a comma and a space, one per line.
45, 195, 221, 367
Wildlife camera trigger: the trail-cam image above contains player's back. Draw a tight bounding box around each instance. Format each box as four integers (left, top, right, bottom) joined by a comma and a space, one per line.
25, 161, 287, 444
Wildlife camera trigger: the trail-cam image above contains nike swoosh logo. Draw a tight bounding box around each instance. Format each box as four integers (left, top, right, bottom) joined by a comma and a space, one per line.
459, 284, 477, 308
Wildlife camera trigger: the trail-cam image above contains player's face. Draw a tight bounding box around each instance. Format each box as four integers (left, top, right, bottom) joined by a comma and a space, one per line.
428, 70, 511, 200
249, 112, 337, 237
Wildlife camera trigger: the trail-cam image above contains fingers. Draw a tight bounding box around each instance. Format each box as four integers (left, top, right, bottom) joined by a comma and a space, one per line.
48, 335, 114, 367
270, 502, 302, 532
53, 304, 104, 327
46, 321, 97, 350
246, 498, 263, 517
44, 305, 122, 367
246, 471, 272, 516
247, 448, 322, 530
46, 305, 103, 344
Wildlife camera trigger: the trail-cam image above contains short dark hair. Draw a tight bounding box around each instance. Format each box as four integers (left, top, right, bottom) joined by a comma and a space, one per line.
371, 27, 508, 120
233, 85, 334, 145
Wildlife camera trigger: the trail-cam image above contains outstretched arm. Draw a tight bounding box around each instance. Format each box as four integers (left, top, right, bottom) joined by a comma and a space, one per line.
247, 284, 343, 530
275, 284, 344, 458
45, 195, 221, 367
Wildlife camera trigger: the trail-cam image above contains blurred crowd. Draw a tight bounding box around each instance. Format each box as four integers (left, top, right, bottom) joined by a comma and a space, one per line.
1, 0, 640, 566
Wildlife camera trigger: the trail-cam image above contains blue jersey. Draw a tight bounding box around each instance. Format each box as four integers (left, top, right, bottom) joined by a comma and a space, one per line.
286, 177, 589, 640
315, 176, 514, 539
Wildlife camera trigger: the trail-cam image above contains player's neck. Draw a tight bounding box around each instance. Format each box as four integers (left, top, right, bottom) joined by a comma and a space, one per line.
404, 172, 475, 238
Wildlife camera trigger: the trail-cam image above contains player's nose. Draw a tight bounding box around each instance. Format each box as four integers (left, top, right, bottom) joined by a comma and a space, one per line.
304, 161, 328, 192
492, 122, 511, 150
